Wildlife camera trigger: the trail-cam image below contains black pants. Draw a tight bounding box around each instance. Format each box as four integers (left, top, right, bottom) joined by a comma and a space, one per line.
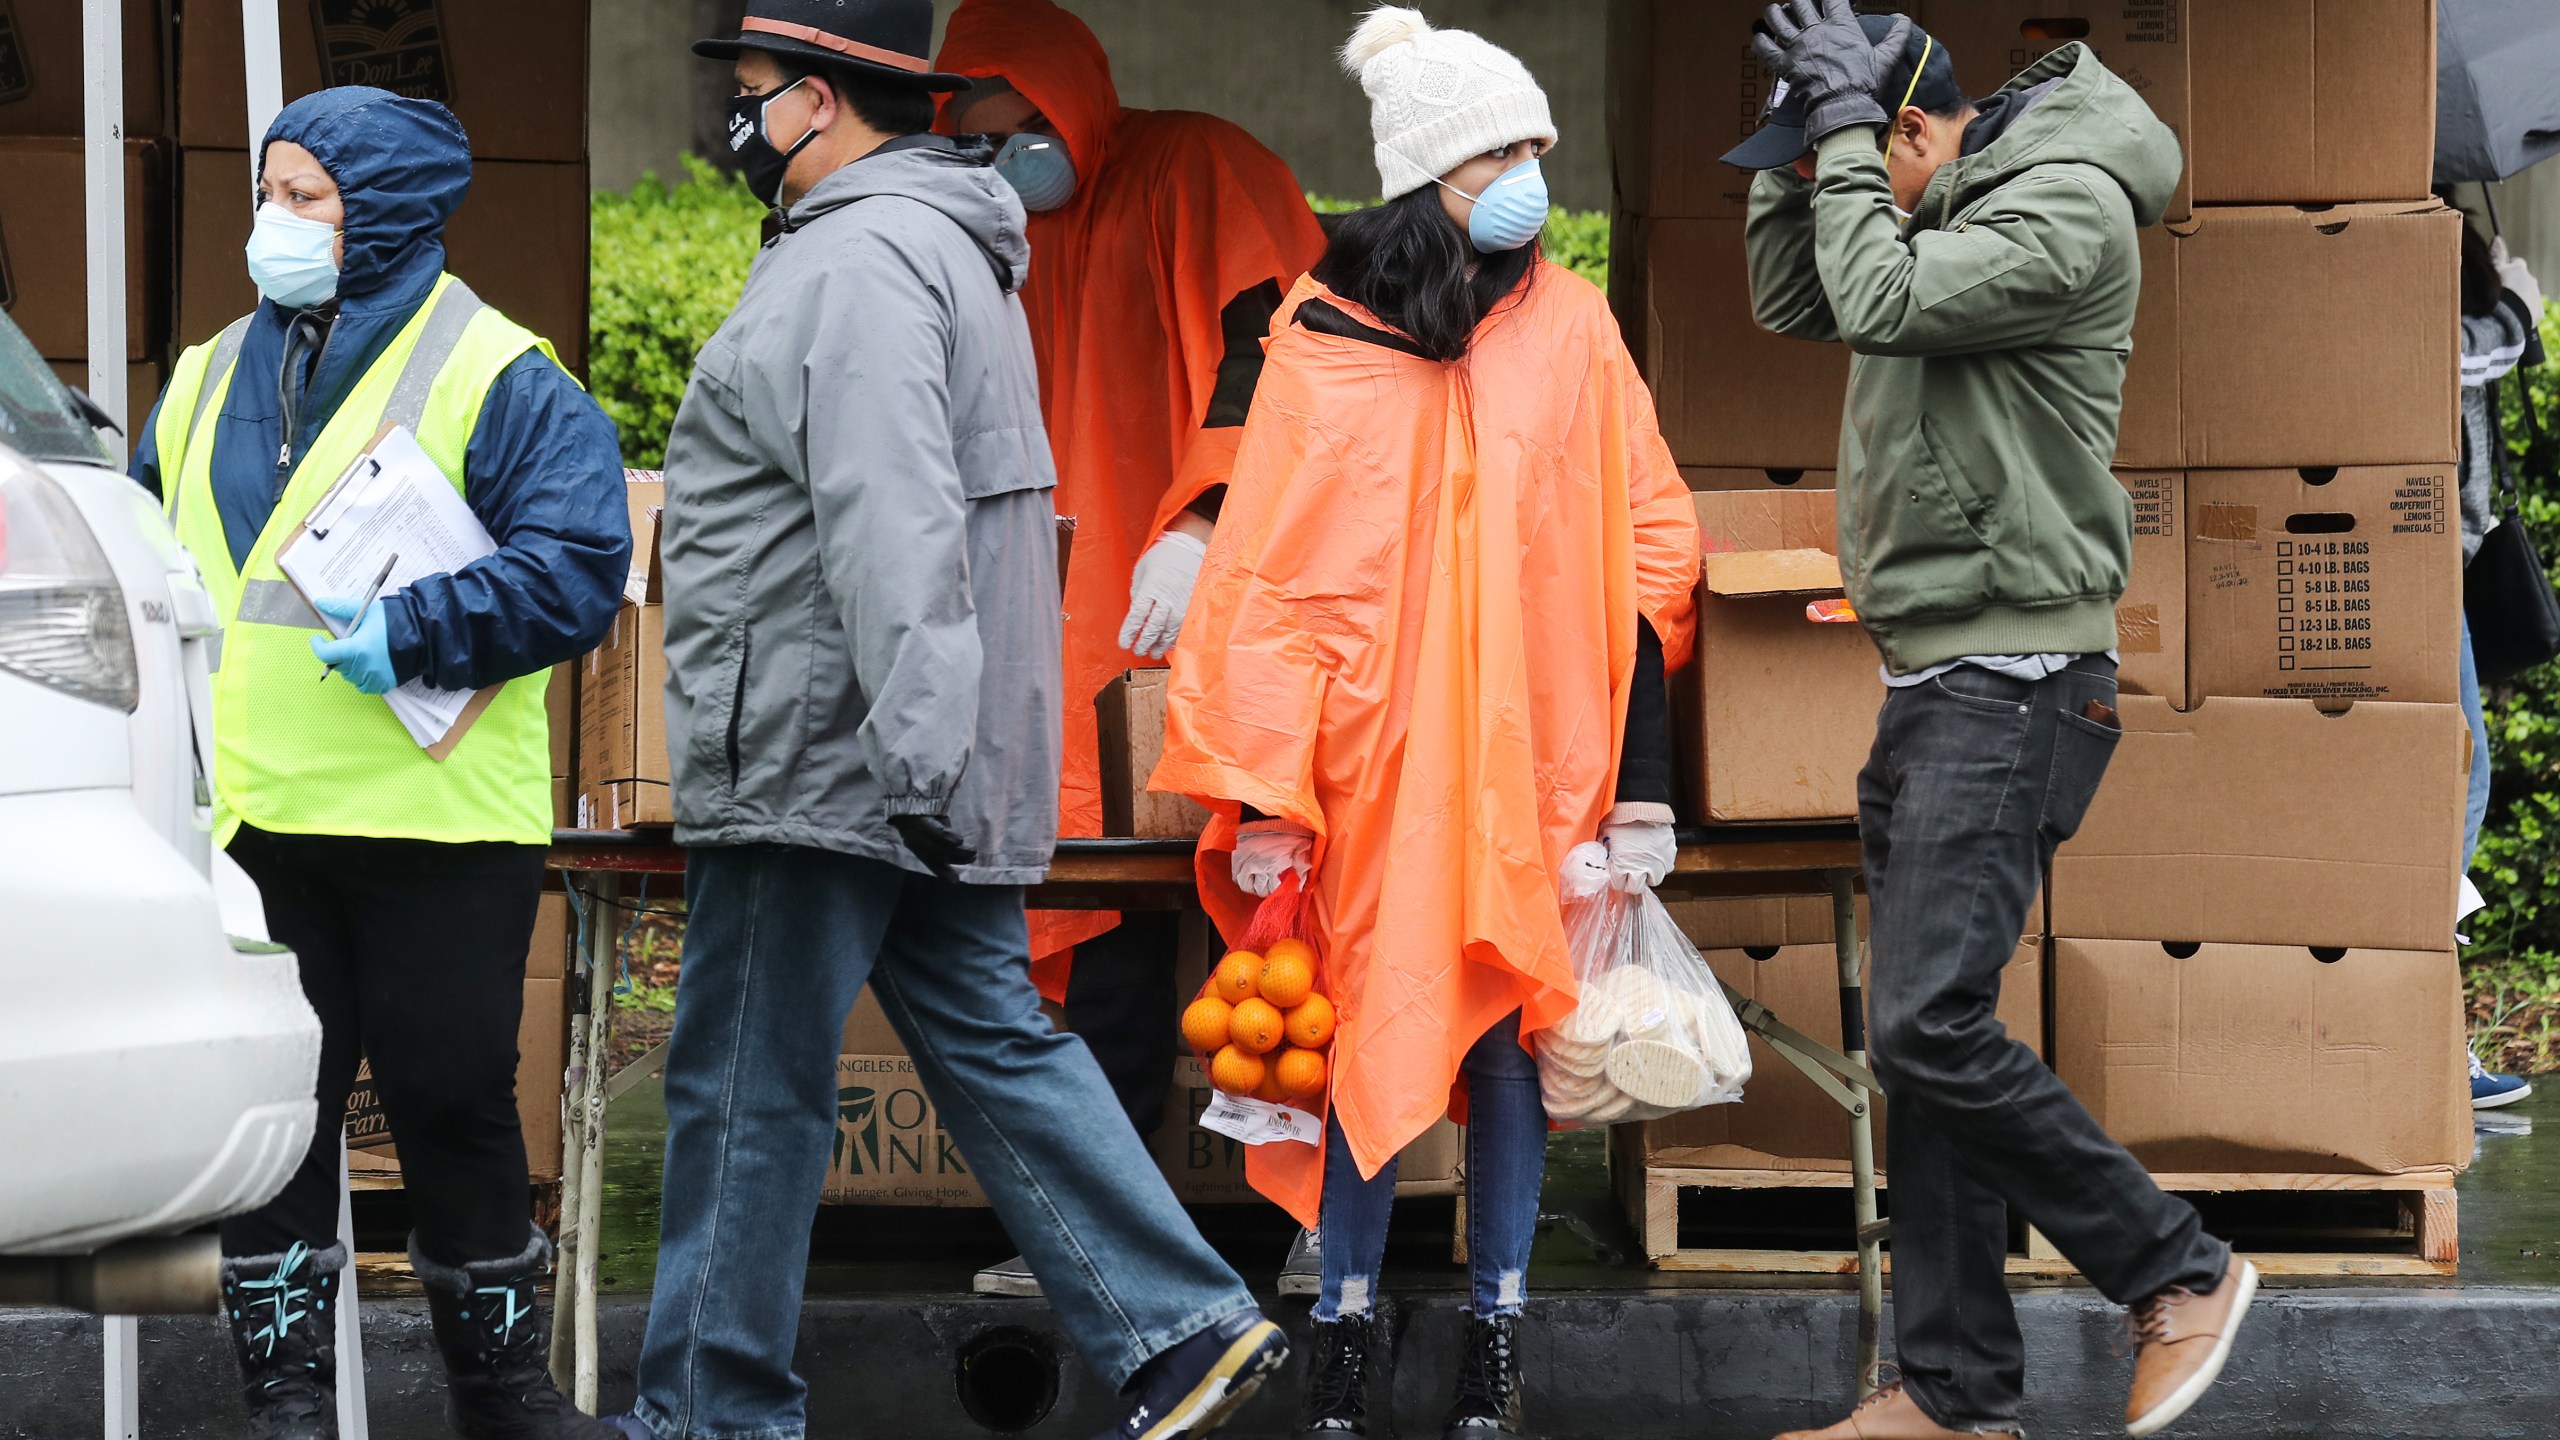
1062, 911, 1179, 1140
222, 826, 548, 1267
1859, 658, 2229, 1431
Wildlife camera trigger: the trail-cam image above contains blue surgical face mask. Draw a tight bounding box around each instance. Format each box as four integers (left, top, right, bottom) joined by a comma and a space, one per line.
993, 131, 1077, 212
244, 201, 341, 309
1421, 154, 1549, 254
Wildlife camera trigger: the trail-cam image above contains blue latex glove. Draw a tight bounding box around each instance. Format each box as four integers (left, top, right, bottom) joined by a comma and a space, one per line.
311, 597, 401, 695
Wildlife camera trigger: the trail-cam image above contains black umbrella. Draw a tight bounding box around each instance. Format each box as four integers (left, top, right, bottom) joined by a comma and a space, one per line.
2438, 0, 2560, 183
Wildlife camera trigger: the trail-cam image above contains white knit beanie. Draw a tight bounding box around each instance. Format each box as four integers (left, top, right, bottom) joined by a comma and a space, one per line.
1341, 7, 1556, 200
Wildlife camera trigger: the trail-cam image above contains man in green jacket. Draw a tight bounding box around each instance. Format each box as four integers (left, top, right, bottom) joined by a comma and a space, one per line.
1737, 6, 2254, 1438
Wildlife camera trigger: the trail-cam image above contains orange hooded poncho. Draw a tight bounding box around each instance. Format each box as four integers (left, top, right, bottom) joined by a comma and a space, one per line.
1152, 264, 1701, 1225
936, 0, 1330, 995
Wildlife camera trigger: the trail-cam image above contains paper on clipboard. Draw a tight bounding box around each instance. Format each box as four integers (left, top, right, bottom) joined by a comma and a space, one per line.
277, 425, 500, 758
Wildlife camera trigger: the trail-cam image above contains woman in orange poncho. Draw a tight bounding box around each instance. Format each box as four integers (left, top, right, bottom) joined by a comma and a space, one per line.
1152, 11, 1697, 1437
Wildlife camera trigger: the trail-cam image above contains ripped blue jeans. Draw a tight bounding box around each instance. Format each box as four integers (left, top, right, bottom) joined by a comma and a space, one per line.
1314, 1011, 1546, 1321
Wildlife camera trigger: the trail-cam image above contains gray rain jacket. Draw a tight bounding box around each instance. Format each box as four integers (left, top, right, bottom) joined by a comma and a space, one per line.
658, 135, 1061, 884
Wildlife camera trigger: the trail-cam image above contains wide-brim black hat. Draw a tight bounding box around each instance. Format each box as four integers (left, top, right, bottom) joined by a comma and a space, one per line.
1723, 15, 1963, 171
696, 0, 973, 92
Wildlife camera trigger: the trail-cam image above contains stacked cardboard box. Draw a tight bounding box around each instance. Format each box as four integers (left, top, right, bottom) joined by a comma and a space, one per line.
0, 1, 172, 438
827, 912, 1462, 1205
577, 472, 671, 829
173, 1, 591, 373
1611, 1, 2472, 1182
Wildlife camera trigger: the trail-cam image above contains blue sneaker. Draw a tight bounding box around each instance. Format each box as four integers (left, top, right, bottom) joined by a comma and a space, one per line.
2472, 1051, 2534, 1110
1093, 1310, 1289, 1440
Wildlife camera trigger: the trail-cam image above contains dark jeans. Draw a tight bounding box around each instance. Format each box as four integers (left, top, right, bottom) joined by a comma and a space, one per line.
1063, 911, 1179, 1139
1314, 1012, 1547, 1321
1860, 658, 2228, 1432
633, 845, 1253, 1440
221, 826, 547, 1267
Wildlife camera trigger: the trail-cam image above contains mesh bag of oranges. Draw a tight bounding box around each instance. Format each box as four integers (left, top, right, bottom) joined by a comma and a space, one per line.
1535, 842, 1753, 1126
1181, 872, 1335, 1144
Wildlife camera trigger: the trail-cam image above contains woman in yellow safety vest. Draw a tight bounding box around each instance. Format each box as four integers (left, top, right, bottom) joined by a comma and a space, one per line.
129, 87, 628, 1440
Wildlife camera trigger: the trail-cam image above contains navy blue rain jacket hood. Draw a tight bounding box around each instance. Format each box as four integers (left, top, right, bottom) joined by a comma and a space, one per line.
132, 86, 630, 699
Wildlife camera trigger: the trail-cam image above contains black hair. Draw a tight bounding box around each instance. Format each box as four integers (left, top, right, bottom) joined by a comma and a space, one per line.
2438, 186, 2505, 319
1310, 186, 1538, 363
778, 57, 939, 138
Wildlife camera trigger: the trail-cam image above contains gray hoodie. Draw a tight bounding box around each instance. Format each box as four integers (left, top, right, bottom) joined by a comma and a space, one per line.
658, 135, 1061, 884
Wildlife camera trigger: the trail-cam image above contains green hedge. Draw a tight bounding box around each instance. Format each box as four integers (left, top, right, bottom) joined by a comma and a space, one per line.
589, 173, 1612, 465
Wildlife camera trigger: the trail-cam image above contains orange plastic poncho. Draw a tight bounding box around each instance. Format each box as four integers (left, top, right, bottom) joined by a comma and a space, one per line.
936, 0, 1329, 997
1152, 265, 1701, 1225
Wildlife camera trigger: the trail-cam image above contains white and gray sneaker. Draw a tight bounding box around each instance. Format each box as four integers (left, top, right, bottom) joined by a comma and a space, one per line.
1279, 1228, 1322, 1298
973, 1253, 1042, 1297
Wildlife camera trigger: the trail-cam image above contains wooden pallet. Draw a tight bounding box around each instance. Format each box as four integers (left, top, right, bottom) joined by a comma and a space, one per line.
1618, 1140, 2458, 1278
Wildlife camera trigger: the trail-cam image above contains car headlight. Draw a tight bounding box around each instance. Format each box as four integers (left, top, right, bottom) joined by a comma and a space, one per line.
0, 454, 138, 711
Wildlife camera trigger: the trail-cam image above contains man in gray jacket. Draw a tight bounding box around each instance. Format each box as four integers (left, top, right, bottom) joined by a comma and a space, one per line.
613, 6, 1285, 1440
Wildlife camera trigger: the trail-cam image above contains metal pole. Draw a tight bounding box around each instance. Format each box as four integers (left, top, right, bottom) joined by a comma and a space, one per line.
101, 1315, 138, 1440
334, 1136, 369, 1440
551, 883, 595, 1390
572, 875, 617, 1411
1834, 871, 1885, 1399
242, 0, 286, 179
79, 0, 127, 437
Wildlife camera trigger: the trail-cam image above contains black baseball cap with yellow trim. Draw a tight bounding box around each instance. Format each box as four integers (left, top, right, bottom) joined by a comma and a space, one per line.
1721, 14, 1963, 171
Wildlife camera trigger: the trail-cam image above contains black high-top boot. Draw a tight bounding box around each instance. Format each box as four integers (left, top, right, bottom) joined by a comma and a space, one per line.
411, 1229, 621, 1440
220, 1241, 344, 1440
1296, 1314, 1379, 1437
1440, 1314, 1527, 1439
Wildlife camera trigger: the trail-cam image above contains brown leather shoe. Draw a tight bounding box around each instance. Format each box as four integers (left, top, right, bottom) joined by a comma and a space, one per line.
2125, 1253, 2260, 1437
1773, 1381, 2017, 1439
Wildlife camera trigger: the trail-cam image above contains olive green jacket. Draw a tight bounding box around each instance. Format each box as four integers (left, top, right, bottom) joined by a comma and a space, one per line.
1746, 44, 2183, 673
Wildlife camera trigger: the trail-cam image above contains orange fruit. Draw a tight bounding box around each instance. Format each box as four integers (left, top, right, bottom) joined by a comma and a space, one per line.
1283, 993, 1337, 1049
1209, 1044, 1266, 1097
1265, 937, 1317, 977
1253, 1071, 1290, 1104
1275, 1047, 1328, 1098
1259, 949, 1316, 1009
1228, 997, 1285, 1055
1213, 951, 1264, 1004
1180, 995, 1235, 1054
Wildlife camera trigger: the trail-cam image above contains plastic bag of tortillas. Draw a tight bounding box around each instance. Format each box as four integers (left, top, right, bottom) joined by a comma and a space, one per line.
1535, 842, 1751, 1126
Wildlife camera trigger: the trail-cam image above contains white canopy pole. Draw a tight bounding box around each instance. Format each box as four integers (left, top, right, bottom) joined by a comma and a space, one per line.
244, 0, 287, 185
79, 0, 126, 439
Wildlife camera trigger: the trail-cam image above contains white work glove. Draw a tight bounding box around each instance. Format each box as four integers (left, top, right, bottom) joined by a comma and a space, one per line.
1118, 528, 1210, 659
1600, 802, 1678, 896
1231, 819, 1315, 898
2492, 237, 2545, 318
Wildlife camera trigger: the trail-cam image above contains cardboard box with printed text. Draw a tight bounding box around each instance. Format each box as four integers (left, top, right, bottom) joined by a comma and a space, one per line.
2186, 466, 2460, 705
1679, 489, 1882, 822
576, 477, 669, 828
2115, 471, 2185, 706
2049, 696, 2467, 951
2052, 937, 2467, 1175
1929, 0, 2193, 222
0, 0, 165, 138
179, 0, 588, 163
1624, 216, 1851, 471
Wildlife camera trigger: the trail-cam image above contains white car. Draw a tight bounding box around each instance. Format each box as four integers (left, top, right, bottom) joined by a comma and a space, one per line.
0, 324, 320, 1267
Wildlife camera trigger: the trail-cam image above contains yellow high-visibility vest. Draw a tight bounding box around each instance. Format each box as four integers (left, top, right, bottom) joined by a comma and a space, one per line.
158, 275, 560, 846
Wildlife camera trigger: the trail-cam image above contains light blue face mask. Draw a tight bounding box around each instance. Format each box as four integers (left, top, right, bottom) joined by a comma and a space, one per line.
244, 202, 341, 309
993, 132, 1077, 213
1432, 155, 1549, 254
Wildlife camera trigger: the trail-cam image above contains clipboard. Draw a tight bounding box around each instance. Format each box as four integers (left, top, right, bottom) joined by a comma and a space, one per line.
277, 421, 502, 762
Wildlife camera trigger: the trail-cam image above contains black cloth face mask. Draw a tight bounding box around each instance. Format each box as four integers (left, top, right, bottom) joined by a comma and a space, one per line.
726, 78, 817, 209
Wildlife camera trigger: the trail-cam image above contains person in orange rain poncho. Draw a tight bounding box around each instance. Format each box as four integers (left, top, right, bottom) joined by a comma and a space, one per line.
931, 0, 1330, 1297
1152, 11, 1697, 1437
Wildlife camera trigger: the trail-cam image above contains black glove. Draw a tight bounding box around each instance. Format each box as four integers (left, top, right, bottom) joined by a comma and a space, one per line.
1756, 0, 1914, 147
889, 813, 978, 881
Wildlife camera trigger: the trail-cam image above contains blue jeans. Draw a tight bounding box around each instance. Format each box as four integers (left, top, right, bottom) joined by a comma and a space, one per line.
1313, 1012, 1546, 1322
632, 844, 1256, 1440
2460, 614, 2493, 867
